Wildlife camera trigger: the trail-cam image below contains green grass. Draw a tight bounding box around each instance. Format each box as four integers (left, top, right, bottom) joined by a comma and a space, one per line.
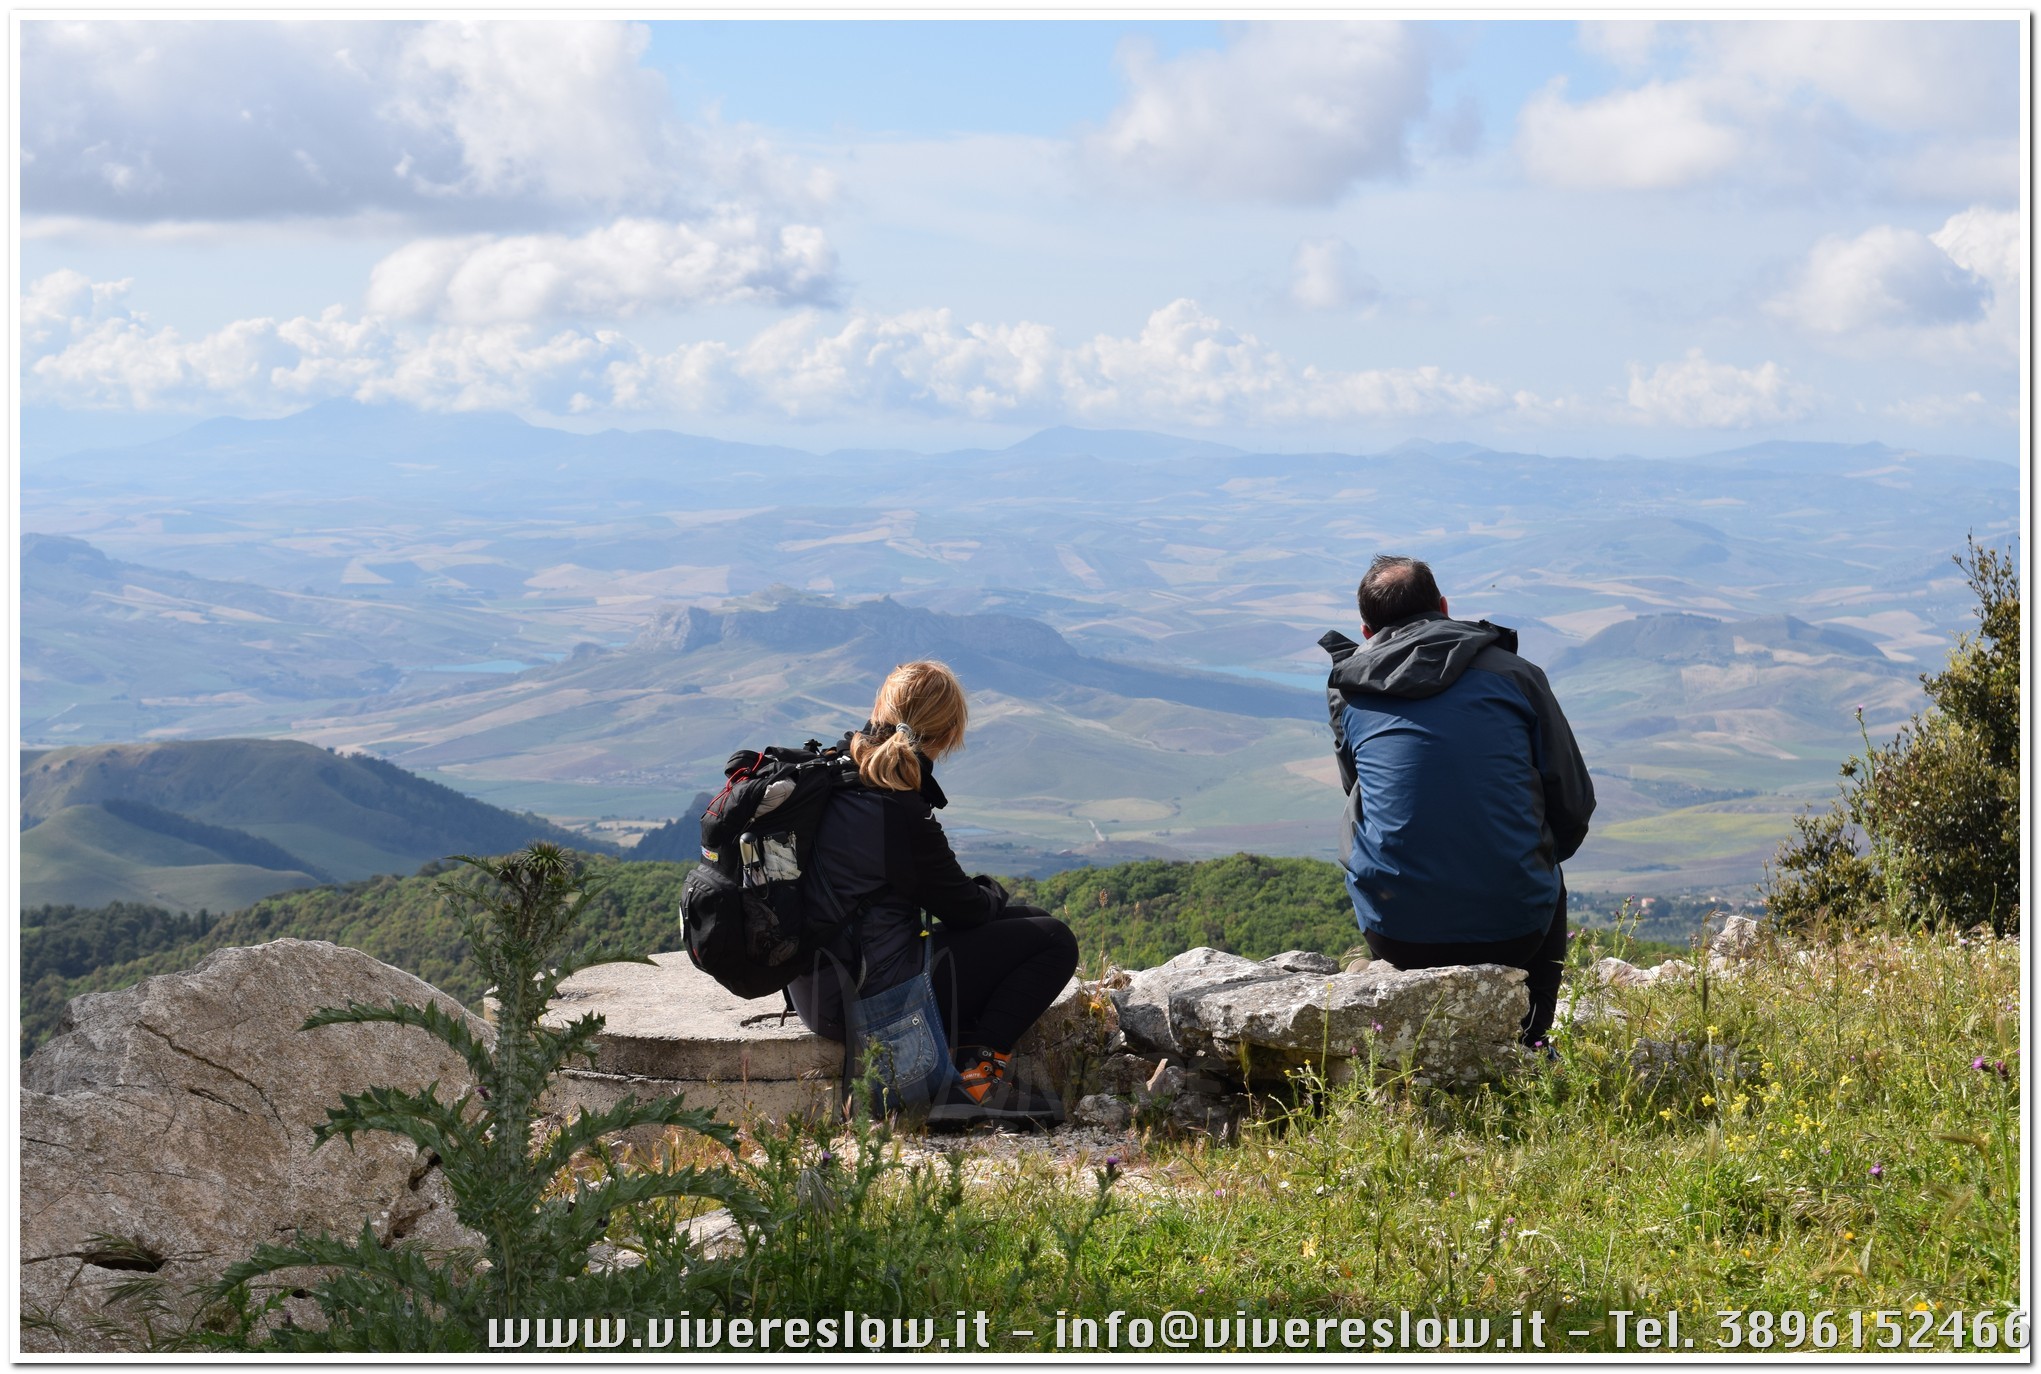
565, 922, 2021, 1357
60, 899, 2018, 1355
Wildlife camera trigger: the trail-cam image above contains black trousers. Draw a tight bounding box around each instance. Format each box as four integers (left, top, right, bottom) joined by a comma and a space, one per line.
1362, 887, 1568, 1046
927, 906, 1080, 1054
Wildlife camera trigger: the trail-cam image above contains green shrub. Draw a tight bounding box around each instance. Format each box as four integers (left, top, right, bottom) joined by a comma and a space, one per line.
1767, 538, 2019, 933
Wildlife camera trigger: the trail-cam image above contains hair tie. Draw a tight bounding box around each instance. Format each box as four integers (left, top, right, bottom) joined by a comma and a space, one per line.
893, 720, 921, 748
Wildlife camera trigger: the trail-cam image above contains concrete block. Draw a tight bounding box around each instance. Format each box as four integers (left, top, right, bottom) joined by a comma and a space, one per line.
545, 952, 841, 1082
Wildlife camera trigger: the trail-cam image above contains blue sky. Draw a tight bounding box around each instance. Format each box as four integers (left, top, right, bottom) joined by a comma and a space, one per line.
19, 17, 2026, 460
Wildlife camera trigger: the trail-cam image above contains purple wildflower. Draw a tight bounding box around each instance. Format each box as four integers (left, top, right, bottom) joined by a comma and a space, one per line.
1995, 1060, 2009, 1077
1371, 1022, 1385, 1034
1973, 1056, 1988, 1071
818, 1151, 834, 1166
1870, 1164, 1884, 1179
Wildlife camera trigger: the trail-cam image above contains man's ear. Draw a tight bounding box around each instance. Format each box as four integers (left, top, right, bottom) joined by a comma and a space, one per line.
1361, 624, 1375, 640
1438, 596, 1449, 618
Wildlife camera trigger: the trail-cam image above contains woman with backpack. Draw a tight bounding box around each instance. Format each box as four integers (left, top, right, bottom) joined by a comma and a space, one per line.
787, 659, 1078, 1128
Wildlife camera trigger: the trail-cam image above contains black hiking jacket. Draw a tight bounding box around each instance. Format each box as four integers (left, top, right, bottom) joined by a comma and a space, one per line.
786, 755, 1009, 1041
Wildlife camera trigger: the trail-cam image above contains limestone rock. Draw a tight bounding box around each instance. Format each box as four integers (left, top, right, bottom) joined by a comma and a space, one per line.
1594, 956, 1652, 988
1112, 948, 1279, 1058
1710, 915, 1763, 960
683, 1209, 746, 1260
1096, 1052, 1163, 1095
1263, 950, 1340, 975
1168, 1091, 1242, 1138
1012, 976, 1120, 1097
1169, 962, 1529, 1087
1071, 1094, 1133, 1132
1596, 956, 1695, 988
21, 940, 488, 1352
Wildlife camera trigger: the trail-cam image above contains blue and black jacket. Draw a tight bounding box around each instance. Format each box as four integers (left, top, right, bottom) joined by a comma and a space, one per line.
1322, 613, 1594, 945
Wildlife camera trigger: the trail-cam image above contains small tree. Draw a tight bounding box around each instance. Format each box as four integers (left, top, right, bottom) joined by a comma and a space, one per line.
215, 844, 761, 1350
1767, 538, 2020, 934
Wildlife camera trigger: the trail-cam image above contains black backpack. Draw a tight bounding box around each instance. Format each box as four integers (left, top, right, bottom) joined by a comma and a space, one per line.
677, 737, 866, 999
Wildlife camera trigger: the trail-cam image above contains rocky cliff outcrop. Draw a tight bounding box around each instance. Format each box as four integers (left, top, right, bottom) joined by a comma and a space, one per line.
20, 940, 488, 1352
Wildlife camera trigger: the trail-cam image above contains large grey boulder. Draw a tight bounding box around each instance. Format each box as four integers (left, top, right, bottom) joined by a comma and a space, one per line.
1170, 961, 1529, 1087
21, 940, 487, 1352
1112, 947, 1276, 1058
1107, 946, 1527, 1099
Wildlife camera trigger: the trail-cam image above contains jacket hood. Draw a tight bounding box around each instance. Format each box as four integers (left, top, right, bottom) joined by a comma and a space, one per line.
1326, 612, 1519, 700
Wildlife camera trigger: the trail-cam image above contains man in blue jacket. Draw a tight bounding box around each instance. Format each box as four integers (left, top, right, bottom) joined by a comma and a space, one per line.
1320, 554, 1594, 1045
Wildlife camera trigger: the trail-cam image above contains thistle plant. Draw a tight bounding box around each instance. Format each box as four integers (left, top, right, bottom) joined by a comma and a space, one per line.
214, 844, 761, 1350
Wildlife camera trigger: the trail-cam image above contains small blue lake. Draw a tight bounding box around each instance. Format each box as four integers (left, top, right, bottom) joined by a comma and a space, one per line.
1203, 665, 1328, 691
417, 655, 562, 674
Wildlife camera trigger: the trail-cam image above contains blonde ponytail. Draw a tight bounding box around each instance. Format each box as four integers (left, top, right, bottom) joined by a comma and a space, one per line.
848, 661, 968, 791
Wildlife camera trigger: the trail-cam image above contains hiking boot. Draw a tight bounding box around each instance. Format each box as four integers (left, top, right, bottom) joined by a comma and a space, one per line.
926, 1047, 1065, 1130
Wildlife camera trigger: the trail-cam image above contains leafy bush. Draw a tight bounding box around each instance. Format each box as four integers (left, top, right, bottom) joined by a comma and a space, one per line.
211, 844, 759, 1351
1767, 538, 2019, 934
1009, 853, 1356, 966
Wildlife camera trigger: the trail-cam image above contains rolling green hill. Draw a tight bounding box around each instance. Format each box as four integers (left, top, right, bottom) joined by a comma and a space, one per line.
20, 803, 324, 913
21, 734, 604, 894
20, 738, 610, 911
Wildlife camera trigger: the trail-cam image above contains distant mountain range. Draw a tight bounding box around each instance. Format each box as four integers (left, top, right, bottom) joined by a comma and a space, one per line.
20, 403, 2016, 893
21, 532, 518, 741
21, 739, 604, 912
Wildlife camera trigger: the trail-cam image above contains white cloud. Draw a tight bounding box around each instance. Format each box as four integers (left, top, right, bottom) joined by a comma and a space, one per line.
1930, 206, 2021, 289
1769, 224, 1991, 335
365, 214, 838, 323
21, 19, 829, 226
1708, 20, 2016, 136
1084, 22, 1431, 203
22, 273, 1535, 429
380, 20, 677, 207
1521, 19, 2018, 198
26, 272, 1859, 439
1289, 238, 1381, 312
1765, 207, 2017, 362
1624, 350, 1813, 428
1577, 20, 1666, 72
1517, 77, 1740, 190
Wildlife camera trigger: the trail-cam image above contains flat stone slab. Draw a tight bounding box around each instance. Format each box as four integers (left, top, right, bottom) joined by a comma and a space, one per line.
545, 952, 840, 1082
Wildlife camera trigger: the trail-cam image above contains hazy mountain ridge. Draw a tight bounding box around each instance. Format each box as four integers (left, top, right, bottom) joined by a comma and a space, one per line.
21, 531, 518, 741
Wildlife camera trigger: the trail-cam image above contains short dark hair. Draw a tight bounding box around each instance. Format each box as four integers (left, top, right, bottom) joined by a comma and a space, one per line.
1357, 555, 1442, 632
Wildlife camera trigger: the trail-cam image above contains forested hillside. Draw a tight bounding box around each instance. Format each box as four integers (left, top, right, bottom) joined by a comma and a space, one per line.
25, 854, 1363, 1056
23, 848, 1720, 1058
1008, 854, 1358, 968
